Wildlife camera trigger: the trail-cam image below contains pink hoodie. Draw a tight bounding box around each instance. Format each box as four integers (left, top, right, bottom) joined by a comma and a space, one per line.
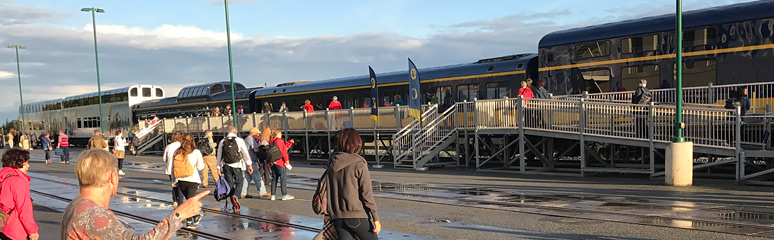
0, 167, 38, 239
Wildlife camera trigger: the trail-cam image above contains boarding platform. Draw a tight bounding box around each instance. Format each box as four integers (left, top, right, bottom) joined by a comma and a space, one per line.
134, 82, 774, 184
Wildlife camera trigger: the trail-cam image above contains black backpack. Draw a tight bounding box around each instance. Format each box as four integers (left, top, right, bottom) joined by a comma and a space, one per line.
266, 142, 283, 163
257, 144, 269, 163
222, 137, 241, 164
197, 139, 213, 156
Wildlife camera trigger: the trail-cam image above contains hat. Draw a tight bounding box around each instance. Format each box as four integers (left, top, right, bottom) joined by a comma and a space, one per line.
249, 127, 261, 134
59, 130, 64, 133
639, 79, 647, 85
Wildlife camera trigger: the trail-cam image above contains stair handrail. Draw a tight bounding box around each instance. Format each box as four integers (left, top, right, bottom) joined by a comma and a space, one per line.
413, 104, 457, 151
392, 104, 439, 164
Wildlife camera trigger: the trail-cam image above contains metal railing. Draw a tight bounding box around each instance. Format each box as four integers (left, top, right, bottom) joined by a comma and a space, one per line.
413, 103, 458, 157
392, 105, 439, 165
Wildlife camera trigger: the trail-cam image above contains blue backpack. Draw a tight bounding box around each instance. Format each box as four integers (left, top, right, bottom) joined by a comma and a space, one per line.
213, 176, 231, 201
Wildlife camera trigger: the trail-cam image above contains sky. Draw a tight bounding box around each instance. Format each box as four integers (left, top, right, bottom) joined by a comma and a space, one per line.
0, 0, 757, 122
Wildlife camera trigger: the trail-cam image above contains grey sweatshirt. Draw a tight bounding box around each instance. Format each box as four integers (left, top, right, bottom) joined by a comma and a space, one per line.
327, 152, 379, 221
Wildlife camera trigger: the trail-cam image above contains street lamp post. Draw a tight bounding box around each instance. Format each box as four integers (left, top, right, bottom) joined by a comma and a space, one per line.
675, 0, 684, 142
223, 0, 238, 126
82, 7, 106, 137
8, 45, 25, 135
666, 0, 692, 187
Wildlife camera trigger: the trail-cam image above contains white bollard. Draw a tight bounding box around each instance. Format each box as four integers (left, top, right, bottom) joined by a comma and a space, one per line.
666, 141, 693, 186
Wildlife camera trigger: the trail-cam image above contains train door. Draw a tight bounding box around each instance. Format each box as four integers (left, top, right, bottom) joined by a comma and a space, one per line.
573, 68, 611, 93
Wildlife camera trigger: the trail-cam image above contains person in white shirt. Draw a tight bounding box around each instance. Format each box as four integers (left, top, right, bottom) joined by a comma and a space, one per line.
114, 130, 127, 176
164, 131, 185, 207
167, 133, 205, 228
216, 126, 253, 212
242, 128, 269, 198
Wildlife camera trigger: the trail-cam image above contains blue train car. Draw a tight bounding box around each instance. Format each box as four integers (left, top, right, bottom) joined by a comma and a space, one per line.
539, 0, 774, 95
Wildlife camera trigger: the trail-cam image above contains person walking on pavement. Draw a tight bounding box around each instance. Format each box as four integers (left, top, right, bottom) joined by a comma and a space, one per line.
243, 128, 269, 199
42, 132, 52, 164
328, 96, 343, 110
259, 126, 273, 191
20, 134, 30, 151
87, 130, 107, 151
0, 149, 40, 240
169, 134, 205, 228
61, 149, 208, 239
114, 130, 127, 176
3, 130, 12, 149
199, 130, 219, 188
269, 129, 294, 201
164, 131, 185, 207
57, 130, 70, 164
216, 126, 253, 212
328, 128, 381, 240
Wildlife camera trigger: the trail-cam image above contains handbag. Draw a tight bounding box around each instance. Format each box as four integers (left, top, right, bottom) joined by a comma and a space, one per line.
55, 148, 62, 156
312, 169, 329, 215
114, 150, 125, 159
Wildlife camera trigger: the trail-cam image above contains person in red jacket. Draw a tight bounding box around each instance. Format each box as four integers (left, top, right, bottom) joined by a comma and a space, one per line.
518, 80, 534, 102
0, 149, 39, 240
328, 96, 343, 110
269, 129, 294, 201
302, 99, 315, 112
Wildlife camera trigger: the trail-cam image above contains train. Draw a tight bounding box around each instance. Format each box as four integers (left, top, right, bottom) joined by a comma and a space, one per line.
19, 1, 774, 139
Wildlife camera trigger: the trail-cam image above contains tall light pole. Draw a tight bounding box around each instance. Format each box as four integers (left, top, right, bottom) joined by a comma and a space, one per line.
82, 7, 106, 137
223, 0, 238, 126
674, 0, 684, 142
8, 45, 25, 135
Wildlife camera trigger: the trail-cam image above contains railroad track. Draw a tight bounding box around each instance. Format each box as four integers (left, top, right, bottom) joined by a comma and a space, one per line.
285, 175, 774, 237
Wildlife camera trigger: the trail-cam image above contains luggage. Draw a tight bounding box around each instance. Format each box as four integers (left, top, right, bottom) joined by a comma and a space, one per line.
55, 148, 62, 156
222, 137, 241, 164
213, 176, 231, 201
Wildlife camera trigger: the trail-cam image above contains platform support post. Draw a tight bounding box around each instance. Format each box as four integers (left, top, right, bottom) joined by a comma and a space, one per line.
517, 96, 525, 173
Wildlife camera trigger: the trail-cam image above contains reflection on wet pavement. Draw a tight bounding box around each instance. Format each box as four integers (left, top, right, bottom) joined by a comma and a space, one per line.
26, 172, 437, 240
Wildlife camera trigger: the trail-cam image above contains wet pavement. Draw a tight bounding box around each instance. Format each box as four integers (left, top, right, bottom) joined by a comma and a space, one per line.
27, 172, 436, 240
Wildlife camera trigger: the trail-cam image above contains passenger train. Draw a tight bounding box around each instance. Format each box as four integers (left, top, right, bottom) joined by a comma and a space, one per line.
20, 85, 165, 146
20, 1, 774, 137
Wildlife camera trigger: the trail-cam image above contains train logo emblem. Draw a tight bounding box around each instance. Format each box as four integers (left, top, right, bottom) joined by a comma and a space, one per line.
410, 68, 417, 80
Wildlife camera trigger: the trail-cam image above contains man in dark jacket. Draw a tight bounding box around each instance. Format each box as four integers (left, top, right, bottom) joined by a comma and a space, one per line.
533, 79, 551, 99
631, 79, 651, 104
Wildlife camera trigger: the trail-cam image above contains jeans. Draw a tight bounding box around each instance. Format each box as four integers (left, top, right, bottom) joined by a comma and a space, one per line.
332, 218, 378, 240
243, 162, 267, 195
60, 146, 70, 163
2, 144, 8, 149
222, 165, 244, 205
270, 164, 288, 196
169, 175, 185, 205
260, 161, 272, 187
45, 150, 51, 160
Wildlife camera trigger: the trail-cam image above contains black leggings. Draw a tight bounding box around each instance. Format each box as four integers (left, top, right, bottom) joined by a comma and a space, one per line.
177, 181, 199, 200
332, 218, 378, 240
118, 158, 124, 170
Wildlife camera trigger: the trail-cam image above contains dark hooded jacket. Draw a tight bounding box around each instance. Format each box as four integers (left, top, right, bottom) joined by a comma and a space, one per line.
326, 152, 379, 221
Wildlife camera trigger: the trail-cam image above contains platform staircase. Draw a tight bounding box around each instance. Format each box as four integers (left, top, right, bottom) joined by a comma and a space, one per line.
135, 121, 166, 155
393, 104, 459, 170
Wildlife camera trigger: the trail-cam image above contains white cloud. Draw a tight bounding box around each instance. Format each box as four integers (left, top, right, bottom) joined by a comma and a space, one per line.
0, 71, 13, 79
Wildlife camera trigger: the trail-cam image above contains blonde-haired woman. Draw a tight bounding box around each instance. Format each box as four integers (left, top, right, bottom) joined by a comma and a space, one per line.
269, 130, 294, 201
259, 126, 273, 190
168, 134, 204, 228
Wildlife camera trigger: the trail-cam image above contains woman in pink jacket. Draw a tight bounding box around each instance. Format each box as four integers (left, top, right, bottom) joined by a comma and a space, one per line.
269, 130, 294, 201
0, 149, 39, 240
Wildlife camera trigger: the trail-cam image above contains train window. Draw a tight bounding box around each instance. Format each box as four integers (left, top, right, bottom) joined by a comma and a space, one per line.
486, 82, 509, 99
622, 34, 659, 54
517, 63, 524, 69
210, 84, 224, 95
574, 40, 610, 60
142, 88, 151, 97
579, 69, 611, 93
77, 118, 82, 128
675, 27, 718, 48
487, 66, 495, 72
621, 65, 659, 91
155, 88, 163, 97
458, 84, 479, 102
674, 59, 716, 87
130, 88, 138, 97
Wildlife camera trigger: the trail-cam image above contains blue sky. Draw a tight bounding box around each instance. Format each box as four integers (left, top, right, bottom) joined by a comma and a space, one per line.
0, 0, 757, 122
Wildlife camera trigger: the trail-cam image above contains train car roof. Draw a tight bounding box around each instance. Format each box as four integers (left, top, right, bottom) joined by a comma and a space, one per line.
177, 81, 246, 100
62, 87, 130, 101
539, 1, 774, 48
134, 87, 261, 109
253, 54, 537, 97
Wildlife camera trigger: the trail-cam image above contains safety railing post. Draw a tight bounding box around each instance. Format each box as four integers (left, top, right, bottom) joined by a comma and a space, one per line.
206, 116, 211, 131
766, 104, 772, 149
185, 117, 190, 133
394, 105, 401, 130
220, 115, 225, 134
518, 96, 526, 172
304, 110, 310, 161
474, 99, 480, 169
266, 112, 271, 129
252, 112, 256, 128
649, 102, 655, 175
326, 108, 332, 155
282, 111, 288, 138
579, 98, 586, 172
736, 105, 742, 182
350, 107, 355, 130
707, 83, 714, 104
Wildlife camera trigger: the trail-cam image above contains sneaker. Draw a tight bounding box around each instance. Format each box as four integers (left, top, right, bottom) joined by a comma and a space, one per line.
282, 195, 294, 201
231, 196, 241, 211
118, 170, 126, 176
259, 193, 271, 199
192, 214, 202, 226
270, 195, 276, 201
